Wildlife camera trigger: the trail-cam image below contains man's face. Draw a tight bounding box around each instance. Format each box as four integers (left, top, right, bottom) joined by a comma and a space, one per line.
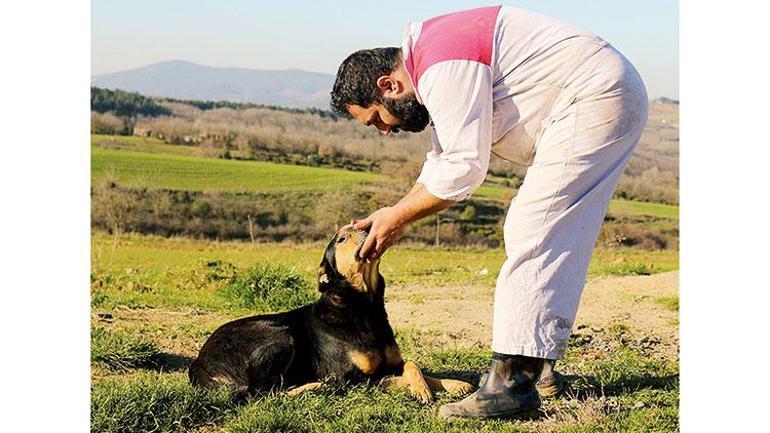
347, 92, 430, 135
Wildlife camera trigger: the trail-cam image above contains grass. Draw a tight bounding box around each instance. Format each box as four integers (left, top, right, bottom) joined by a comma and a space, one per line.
607, 199, 679, 220
473, 184, 513, 201
218, 263, 316, 310
92, 232, 678, 285
91, 327, 161, 371
89, 227, 679, 431
91, 148, 387, 193
91, 372, 235, 433
654, 295, 679, 312
90, 329, 679, 433
92, 133, 200, 157
91, 232, 678, 312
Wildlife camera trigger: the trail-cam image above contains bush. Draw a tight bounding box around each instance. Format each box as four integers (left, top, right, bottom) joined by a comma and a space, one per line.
91, 328, 161, 371
599, 221, 678, 250
604, 262, 655, 276
218, 263, 315, 311
92, 111, 130, 135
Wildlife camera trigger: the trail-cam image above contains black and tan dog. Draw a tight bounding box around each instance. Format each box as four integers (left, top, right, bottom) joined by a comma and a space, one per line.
189, 226, 473, 402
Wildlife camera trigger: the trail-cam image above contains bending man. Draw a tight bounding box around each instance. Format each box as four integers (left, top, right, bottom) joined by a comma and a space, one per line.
330, 5, 648, 420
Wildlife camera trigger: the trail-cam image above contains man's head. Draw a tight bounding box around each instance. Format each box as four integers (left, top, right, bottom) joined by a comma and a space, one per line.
330, 47, 430, 134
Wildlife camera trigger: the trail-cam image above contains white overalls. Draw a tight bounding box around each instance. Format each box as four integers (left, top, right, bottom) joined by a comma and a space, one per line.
403, 6, 648, 358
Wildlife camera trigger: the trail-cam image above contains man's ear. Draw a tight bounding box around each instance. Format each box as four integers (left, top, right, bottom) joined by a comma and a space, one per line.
376, 75, 402, 98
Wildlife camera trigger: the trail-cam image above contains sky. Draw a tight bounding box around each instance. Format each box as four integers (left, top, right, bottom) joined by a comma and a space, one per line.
92, 0, 678, 99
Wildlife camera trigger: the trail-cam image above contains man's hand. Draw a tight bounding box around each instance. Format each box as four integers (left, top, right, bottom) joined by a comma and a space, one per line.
353, 206, 406, 261
352, 184, 456, 261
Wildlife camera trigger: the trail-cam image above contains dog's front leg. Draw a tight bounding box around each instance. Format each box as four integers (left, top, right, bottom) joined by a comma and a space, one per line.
381, 361, 433, 403
284, 381, 324, 396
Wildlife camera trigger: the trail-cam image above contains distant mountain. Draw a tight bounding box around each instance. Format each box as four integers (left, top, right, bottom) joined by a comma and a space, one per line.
91, 60, 335, 110
653, 97, 679, 105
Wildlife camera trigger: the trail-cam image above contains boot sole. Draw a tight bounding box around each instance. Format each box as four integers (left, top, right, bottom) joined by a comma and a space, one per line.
439, 406, 542, 422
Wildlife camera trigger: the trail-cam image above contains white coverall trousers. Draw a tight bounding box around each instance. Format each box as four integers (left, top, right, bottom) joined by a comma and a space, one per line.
491, 42, 649, 359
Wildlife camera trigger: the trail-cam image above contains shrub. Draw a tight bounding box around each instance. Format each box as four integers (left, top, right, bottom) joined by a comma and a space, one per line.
218, 263, 315, 311
91, 328, 161, 371
604, 263, 655, 276
184, 260, 239, 290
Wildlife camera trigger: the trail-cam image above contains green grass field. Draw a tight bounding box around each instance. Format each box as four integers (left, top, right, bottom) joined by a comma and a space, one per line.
608, 199, 679, 220
92, 137, 678, 224
92, 232, 678, 312
91, 233, 678, 433
473, 184, 512, 201
92, 148, 388, 193
92, 134, 201, 156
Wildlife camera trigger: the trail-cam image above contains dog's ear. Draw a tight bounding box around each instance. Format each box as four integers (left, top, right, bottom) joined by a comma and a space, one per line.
317, 261, 334, 292
318, 236, 338, 292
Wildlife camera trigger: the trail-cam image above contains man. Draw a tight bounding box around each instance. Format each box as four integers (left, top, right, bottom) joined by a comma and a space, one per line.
330, 5, 648, 420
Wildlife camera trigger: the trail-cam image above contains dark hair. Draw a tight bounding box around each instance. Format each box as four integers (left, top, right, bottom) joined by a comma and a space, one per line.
330, 47, 402, 117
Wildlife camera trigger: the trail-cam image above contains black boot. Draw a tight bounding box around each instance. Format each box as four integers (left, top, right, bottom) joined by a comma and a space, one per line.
437, 353, 544, 421
476, 358, 568, 398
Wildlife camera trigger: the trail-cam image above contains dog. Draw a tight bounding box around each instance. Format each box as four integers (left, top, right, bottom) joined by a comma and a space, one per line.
189, 226, 473, 402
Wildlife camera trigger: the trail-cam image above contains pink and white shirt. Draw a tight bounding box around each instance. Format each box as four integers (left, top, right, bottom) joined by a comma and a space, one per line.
404, 6, 604, 201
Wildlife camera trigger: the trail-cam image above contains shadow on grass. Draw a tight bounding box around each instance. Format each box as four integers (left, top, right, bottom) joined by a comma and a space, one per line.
554, 372, 679, 401
424, 368, 483, 386
153, 352, 195, 372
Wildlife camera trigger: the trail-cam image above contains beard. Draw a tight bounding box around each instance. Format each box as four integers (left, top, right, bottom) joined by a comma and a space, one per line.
380, 93, 431, 133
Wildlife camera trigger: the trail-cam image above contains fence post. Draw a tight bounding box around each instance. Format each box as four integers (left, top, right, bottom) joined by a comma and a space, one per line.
247, 214, 255, 243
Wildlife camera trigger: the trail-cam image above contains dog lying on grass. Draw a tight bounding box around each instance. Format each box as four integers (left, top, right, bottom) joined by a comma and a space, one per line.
189, 226, 473, 402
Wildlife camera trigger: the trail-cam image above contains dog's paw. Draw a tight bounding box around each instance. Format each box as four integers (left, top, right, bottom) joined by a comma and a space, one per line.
408, 381, 434, 404
442, 379, 474, 396
284, 382, 323, 396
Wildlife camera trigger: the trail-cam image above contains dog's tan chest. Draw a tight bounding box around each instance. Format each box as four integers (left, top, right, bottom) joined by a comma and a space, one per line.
348, 349, 383, 375
348, 345, 403, 376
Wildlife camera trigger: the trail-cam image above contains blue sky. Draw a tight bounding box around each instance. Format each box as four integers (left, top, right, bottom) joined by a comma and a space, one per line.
92, 0, 678, 99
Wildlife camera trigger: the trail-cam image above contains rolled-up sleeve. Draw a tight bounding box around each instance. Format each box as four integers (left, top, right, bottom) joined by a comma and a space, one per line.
414, 60, 493, 201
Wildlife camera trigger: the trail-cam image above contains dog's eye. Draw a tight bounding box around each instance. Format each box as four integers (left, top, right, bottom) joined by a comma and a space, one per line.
337, 235, 347, 244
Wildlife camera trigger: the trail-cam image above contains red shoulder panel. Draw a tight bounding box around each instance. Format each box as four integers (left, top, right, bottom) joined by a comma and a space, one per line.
405, 6, 501, 86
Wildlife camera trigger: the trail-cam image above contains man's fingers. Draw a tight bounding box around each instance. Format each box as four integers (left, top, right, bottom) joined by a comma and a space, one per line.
370, 239, 389, 261
359, 231, 377, 259
354, 217, 373, 230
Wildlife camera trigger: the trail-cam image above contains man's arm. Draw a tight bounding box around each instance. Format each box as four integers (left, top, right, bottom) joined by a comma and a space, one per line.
356, 60, 493, 260
403, 181, 425, 199
395, 185, 455, 225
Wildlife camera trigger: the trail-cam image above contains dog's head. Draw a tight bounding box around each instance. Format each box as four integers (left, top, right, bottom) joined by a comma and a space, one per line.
317, 226, 384, 300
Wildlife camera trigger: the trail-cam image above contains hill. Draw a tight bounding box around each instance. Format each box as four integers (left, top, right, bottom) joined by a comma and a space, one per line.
92, 60, 334, 110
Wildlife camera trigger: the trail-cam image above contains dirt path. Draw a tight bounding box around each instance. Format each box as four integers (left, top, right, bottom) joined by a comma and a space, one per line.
385, 271, 679, 354
93, 271, 679, 374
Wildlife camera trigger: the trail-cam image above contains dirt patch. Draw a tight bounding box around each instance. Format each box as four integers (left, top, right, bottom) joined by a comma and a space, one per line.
92, 271, 678, 377
385, 271, 679, 356
92, 308, 238, 359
